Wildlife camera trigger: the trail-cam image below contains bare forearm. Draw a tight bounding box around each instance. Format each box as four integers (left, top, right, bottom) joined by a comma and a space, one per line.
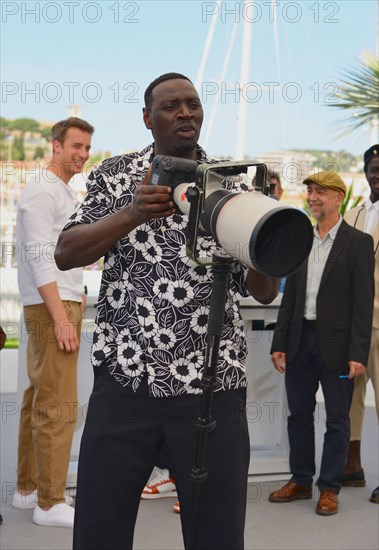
246, 269, 280, 304
38, 282, 69, 322
55, 206, 139, 270
38, 282, 80, 352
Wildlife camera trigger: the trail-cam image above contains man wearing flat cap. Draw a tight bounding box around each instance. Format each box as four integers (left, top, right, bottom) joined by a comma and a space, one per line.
268, 170, 375, 516
342, 145, 379, 504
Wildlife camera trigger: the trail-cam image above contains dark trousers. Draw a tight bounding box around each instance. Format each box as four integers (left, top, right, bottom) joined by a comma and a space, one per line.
156, 443, 174, 473
73, 366, 249, 550
285, 320, 354, 492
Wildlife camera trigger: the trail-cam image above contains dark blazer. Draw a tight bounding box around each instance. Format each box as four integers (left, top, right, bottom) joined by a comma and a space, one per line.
271, 220, 375, 371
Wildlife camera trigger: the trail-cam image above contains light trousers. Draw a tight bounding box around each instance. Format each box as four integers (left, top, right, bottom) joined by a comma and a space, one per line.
17, 301, 82, 507
349, 327, 379, 440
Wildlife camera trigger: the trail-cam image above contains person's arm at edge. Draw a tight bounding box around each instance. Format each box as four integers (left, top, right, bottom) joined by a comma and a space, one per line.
270, 271, 297, 373
347, 233, 375, 379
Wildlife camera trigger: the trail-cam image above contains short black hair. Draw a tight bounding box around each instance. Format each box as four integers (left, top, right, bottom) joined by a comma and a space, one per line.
144, 73, 193, 109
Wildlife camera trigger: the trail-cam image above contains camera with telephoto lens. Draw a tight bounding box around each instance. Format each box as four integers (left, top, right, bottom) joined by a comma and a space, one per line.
149, 155, 314, 278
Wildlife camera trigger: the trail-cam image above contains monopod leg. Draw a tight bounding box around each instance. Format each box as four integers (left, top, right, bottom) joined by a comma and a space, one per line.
186, 257, 237, 550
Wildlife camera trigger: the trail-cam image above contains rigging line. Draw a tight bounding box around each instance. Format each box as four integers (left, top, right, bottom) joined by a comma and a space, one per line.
235, 0, 253, 159
195, 0, 222, 91
272, 0, 286, 150
203, 20, 239, 151
281, 9, 305, 151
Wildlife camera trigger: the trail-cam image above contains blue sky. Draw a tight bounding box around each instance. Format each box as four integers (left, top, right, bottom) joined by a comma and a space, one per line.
1, 0, 378, 158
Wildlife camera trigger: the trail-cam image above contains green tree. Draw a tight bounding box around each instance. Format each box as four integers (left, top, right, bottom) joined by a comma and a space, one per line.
41, 127, 52, 140
34, 146, 45, 160
6, 118, 41, 161
0, 117, 9, 130
12, 135, 25, 160
0, 118, 9, 160
8, 118, 40, 133
327, 52, 379, 136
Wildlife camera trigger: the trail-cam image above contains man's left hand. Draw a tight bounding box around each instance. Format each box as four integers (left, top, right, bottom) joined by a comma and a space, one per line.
348, 361, 367, 379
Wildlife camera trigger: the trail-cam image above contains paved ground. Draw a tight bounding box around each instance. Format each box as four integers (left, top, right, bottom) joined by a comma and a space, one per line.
1, 388, 378, 550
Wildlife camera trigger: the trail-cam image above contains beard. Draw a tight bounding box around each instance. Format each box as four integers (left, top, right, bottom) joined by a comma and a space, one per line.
173, 141, 197, 155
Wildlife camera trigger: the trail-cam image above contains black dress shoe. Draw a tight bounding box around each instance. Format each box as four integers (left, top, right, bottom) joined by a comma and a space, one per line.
341, 469, 366, 487
370, 486, 379, 504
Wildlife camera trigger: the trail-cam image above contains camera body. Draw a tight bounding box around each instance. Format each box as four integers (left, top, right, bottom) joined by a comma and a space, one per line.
151, 155, 272, 198
148, 155, 314, 277
150, 155, 198, 192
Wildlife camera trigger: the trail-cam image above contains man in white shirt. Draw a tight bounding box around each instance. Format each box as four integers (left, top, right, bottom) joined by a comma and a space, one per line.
342, 145, 379, 504
269, 170, 374, 516
12, 117, 94, 527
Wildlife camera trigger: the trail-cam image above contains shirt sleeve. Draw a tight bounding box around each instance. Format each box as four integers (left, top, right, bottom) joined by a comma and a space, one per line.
230, 263, 249, 297
19, 186, 57, 288
64, 154, 139, 230
64, 164, 115, 230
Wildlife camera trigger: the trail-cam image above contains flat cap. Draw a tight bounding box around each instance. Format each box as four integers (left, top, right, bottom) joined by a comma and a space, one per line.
303, 170, 346, 196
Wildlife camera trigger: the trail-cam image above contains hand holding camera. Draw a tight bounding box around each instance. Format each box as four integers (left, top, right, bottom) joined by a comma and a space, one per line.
130, 164, 175, 225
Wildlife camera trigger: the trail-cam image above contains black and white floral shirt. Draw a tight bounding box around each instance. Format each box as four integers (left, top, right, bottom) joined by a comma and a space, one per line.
65, 144, 250, 397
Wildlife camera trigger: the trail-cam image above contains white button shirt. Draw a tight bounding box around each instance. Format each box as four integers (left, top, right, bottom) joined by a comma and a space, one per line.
304, 216, 343, 320
16, 170, 83, 306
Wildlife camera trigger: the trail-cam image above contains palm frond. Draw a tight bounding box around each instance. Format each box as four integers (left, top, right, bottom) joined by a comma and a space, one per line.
339, 180, 363, 216
327, 53, 379, 136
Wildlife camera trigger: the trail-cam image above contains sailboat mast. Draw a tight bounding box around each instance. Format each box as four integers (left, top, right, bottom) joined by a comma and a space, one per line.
235, 0, 252, 159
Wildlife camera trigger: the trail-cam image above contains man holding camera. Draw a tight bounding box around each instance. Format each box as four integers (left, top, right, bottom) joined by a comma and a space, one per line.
55, 72, 279, 550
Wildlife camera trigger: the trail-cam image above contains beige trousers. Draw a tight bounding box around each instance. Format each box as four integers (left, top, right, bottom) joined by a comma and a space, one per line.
17, 301, 82, 507
349, 327, 379, 440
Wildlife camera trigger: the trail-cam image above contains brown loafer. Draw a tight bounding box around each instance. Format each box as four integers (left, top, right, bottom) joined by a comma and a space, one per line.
269, 482, 312, 503
316, 490, 339, 516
